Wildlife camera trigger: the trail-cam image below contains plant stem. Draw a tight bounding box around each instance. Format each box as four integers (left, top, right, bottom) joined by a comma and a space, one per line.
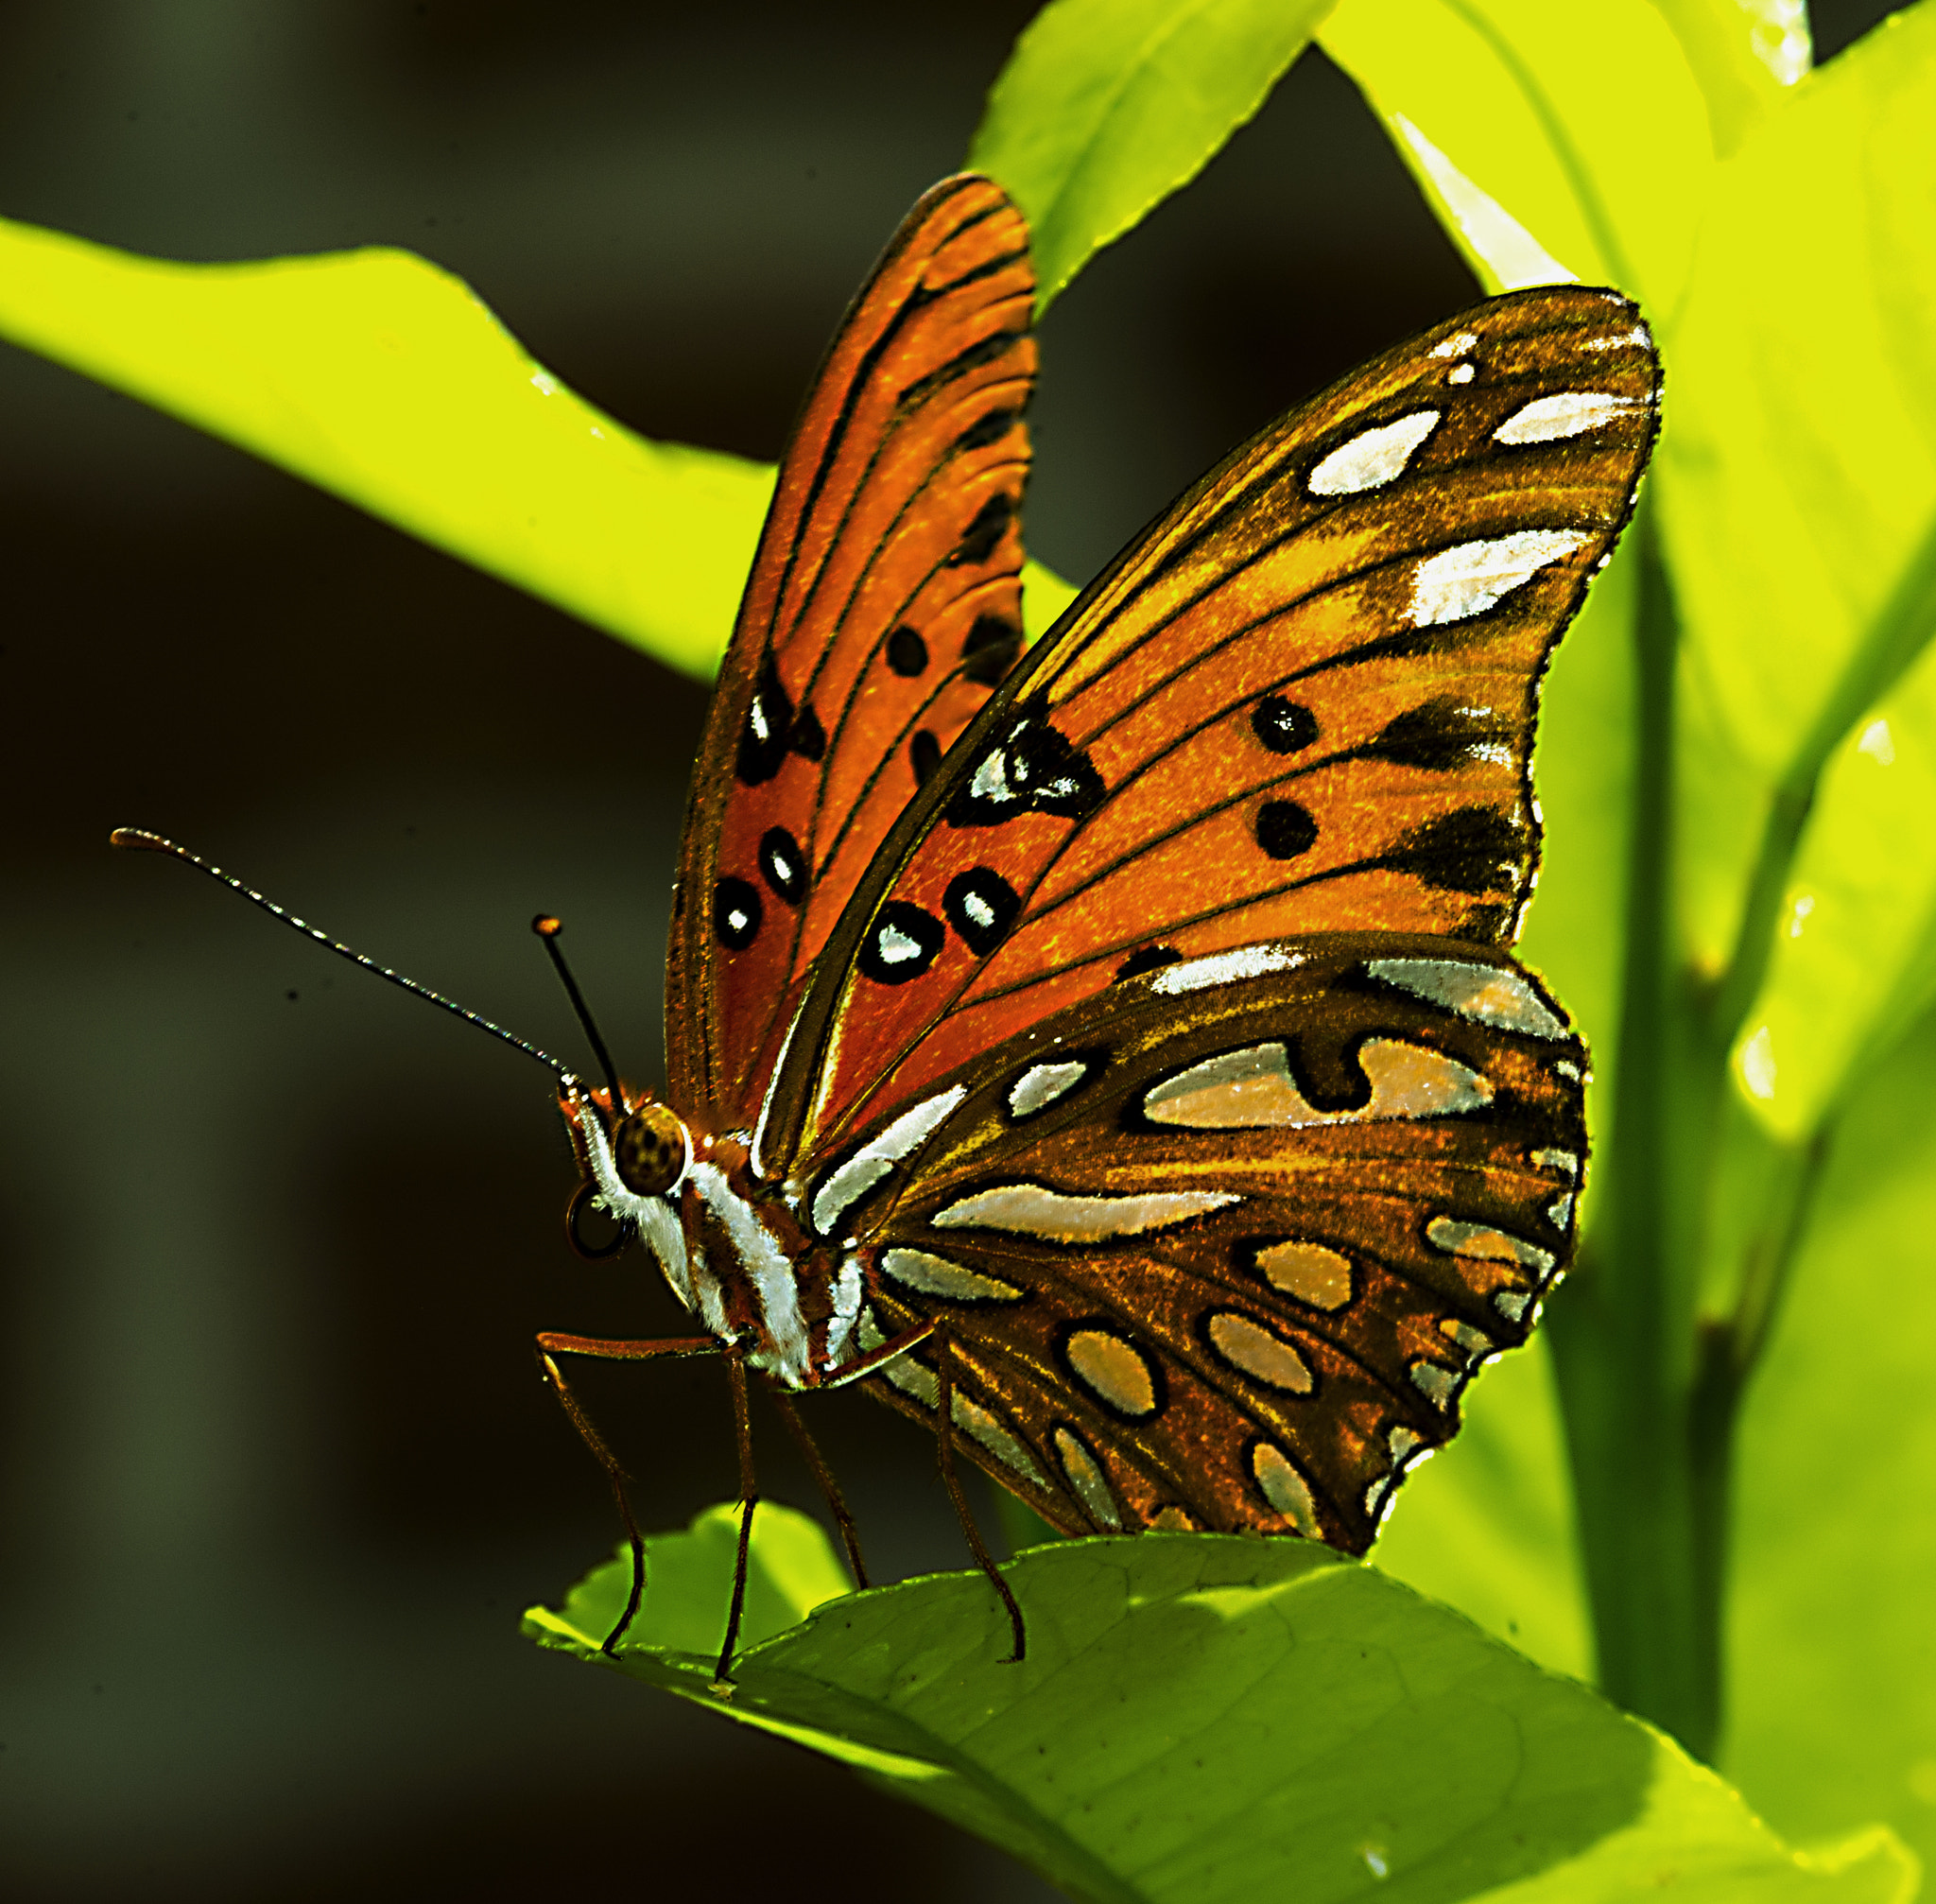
1547, 494, 1715, 1756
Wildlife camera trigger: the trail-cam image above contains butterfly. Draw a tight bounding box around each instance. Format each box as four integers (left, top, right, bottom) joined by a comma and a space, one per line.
116, 171, 1658, 1683
543, 172, 1658, 1669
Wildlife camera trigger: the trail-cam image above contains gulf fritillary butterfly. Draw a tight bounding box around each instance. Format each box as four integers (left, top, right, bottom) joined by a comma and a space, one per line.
118, 172, 1658, 1682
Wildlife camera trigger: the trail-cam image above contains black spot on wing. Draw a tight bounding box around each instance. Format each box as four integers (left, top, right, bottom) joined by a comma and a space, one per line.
910, 729, 942, 788
955, 407, 1019, 454
1256, 799, 1319, 860
1364, 698, 1516, 771
1115, 943, 1182, 981
960, 613, 1022, 685
857, 901, 946, 984
759, 826, 806, 906
947, 704, 1104, 827
790, 702, 827, 762
714, 876, 763, 950
1252, 696, 1319, 754
948, 492, 1015, 568
886, 626, 929, 676
899, 327, 1027, 411
1386, 807, 1530, 893
943, 867, 1020, 955
735, 651, 794, 787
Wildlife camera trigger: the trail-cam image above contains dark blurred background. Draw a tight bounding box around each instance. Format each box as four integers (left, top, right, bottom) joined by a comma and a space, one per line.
0, 3, 1898, 1897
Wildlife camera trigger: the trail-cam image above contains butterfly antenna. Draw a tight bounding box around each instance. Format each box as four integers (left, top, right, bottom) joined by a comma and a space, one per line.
111, 827, 580, 1086
531, 915, 628, 1115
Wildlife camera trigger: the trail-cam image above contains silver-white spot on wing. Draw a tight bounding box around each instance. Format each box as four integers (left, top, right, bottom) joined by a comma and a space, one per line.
1307, 410, 1441, 496
1548, 1192, 1576, 1228
1556, 1058, 1583, 1082
1054, 1426, 1122, 1532
1143, 1038, 1490, 1130
1411, 1360, 1461, 1411
1388, 1425, 1424, 1463
1251, 1444, 1321, 1537
1495, 1289, 1531, 1323
932, 1183, 1239, 1241
810, 1085, 965, 1238
1427, 1216, 1556, 1274
1447, 362, 1476, 385
1367, 956, 1569, 1040
879, 1248, 1024, 1305
1428, 330, 1479, 359
953, 1392, 1047, 1485
1149, 943, 1301, 995
1495, 390, 1643, 445
1254, 1240, 1354, 1310
1063, 1328, 1160, 1416
1531, 1147, 1581, 1177
1206, 1312, 1314, 1393
1440, 1317, 1495, 1359
1585, 324, 1652, 352
1008, 1059, 1090, 1118
1410, 528, 1589, 629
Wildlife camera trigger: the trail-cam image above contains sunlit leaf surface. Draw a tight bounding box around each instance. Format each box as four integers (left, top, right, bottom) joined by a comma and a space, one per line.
527, 1515, 1913, 1904
970, 0, 1336, 309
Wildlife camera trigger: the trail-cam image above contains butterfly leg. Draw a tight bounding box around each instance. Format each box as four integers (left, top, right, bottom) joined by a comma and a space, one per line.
716, 1347, 759, 1691
768, 1391, 869, 1589
536, 1330, 720, 1653
933, 1325, 1027, 1666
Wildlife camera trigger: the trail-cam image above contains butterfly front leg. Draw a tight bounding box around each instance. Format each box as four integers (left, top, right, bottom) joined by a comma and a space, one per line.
535, 1329, 720, 1655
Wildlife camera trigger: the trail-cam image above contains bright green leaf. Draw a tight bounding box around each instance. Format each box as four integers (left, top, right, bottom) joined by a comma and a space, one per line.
1726, 1003, 1936, 1878
527, 1521, 1913, 1903
1733, 635, 1936, 1137
0, 214, 776, 679
1320, 0, 1715, 308
969, 0, 1337, 311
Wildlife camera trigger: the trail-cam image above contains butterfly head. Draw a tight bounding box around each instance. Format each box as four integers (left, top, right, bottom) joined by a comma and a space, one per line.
557, 1082, 697, 1301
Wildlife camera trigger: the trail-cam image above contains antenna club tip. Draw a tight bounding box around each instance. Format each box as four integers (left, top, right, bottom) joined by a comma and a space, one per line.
532, 914, 563, 940
111, 827, 170, 853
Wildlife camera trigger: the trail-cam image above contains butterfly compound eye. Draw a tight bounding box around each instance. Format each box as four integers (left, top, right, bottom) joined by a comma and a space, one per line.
614, 1102, 687, 1197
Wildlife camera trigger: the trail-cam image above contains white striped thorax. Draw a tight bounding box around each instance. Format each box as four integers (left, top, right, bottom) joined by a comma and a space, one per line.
558, 1083, 936, 1393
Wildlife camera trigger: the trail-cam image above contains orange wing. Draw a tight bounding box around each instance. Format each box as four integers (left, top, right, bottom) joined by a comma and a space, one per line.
759, 286, 1658, 1171
666, 175, 1037, 1119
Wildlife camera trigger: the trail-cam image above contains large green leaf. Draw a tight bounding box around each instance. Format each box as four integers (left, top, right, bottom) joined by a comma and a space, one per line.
1320, 0, 1716, 307
0, 213, 1080, 682
1656, 3, 1936, 1102
969, 0, 1337, 311
1725, 1004, 1936, 1878
527, 1515, 1913, 1903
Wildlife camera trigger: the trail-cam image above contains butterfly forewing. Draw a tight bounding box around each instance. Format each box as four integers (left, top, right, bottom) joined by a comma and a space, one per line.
757, 286, 1657, 1171
668, 175, 1037, 1119
823, 935, 1585, 1547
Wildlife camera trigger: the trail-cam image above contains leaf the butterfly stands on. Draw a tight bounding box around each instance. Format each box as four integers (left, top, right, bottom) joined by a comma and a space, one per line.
121, 173, 1658, 1680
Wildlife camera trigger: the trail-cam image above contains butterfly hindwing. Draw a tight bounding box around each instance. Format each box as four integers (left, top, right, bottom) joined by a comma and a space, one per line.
667, 175, 1038, 1118
814, 934, 1585, 1547
757, 286, 1657, 1170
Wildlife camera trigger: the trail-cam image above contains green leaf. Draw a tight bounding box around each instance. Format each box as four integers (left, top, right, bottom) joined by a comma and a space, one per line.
0, 214, 769, 678
969, 0, 1338, 311
527, 1518, 1913, 1903
1319, 0, 1716, 307
1725, 1002, 1936, 1879
1654, 2, 1936, 1068
1647, 0, 1807, 153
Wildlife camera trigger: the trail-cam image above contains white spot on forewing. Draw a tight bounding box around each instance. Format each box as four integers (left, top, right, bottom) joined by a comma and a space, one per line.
1251, 1444, 1321, 1537
1054, 1427, 1121, 1531
1446, 363, 1475, 385
1307, 410, 1441, 496
810, 1085, 965, 1237
933, 1183, 1238, 1240
1009, 1059, 1089, 1118
1367, 956, 1568, 1040
1494, 391, 1642, 444
691, 1162, 810, 1386
1143, 1038, 1490, 1130
879, 1248, 1023, 1304
1410, 529, 1590, 629
1150, 943, 1301, 995
1584, 325, 1651, 352
1428, 332, 1478, 359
